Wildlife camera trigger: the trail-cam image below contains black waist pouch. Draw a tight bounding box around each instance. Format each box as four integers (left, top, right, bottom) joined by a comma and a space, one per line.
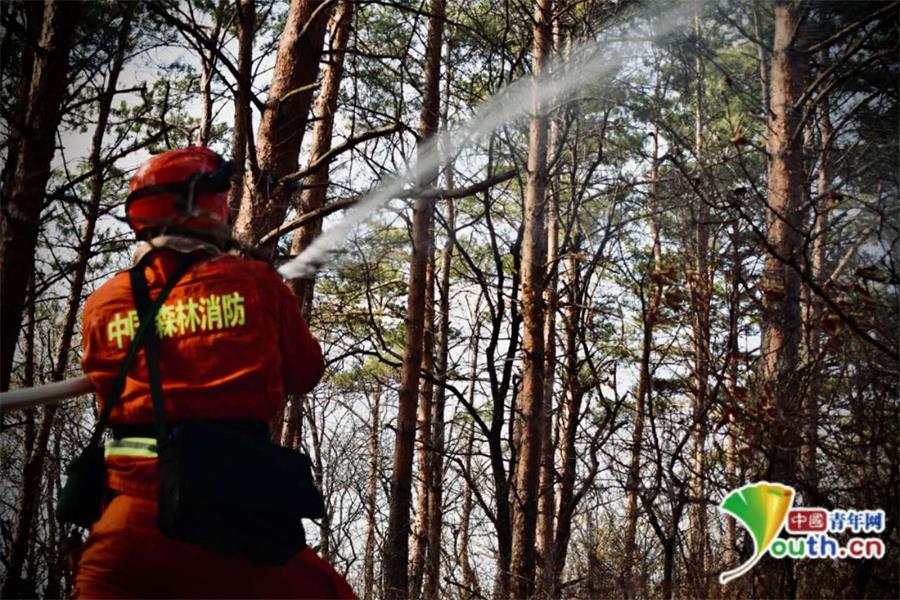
157, 422, 324, 565
57, 445, 107, 529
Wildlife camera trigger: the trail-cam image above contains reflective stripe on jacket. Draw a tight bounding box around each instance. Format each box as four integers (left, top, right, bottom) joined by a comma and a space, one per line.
105, 437, 158, 458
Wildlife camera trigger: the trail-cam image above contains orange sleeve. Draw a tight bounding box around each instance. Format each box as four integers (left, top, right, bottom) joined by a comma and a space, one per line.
80, 278, 124, 407
80, 296, 104, 397
271, 276, 324, 395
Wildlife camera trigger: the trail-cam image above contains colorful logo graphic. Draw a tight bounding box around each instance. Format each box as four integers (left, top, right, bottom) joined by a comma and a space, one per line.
719, 482, 794, 584
719, 482, 886, 585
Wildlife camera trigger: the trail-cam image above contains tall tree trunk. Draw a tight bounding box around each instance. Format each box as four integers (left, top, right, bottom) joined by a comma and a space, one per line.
509, 1, 552, 597
22, 277, 37, 464
458, 421, 479, 600
43, 425, 64, 600
363, 386, 382, 600
3, 8, 130, 597
688, 14, 710, 597
761, 0, 808, 485
752, 3, 769, 115
458, 319, 482, 600
757, 4, 809, 594
725, 221, 742, 575
196, 0, 226, 146
410, 245, 436, 600
275, 0, 355, 447
233, 0, 330, 247
8, 277, 37, 598
1, 1, 43, 205
423, 56, 457, 599
801, 71, 830, 497
584, 516, 601, 598
549, 237, 583, 600
277, 395, 304, 449
228, 0, 255, 220
653, 499, 686, 600
661, 536, 675, 600
382, 1, 445, 596
535, 180, 558, 599
306, 405, 331, 560
535, 17, 563, 587
475, 135, 518, 600
492, 444, 513, 600
289, 0, 354, 318
622, 127, 663, 599
0, 0, 81, 392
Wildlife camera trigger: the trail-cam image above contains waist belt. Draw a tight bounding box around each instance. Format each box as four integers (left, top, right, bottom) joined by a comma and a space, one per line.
107, 420, 270, 459
111, 420, 269, 440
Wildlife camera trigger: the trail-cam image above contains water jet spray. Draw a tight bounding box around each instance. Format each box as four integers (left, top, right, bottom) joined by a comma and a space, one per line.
0, 2, 696, 411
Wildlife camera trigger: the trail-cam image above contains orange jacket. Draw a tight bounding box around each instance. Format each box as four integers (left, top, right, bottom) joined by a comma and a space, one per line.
81, 246, 324, 497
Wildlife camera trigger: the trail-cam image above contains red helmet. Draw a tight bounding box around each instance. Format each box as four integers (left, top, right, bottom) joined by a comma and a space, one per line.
126, 146, 234, 238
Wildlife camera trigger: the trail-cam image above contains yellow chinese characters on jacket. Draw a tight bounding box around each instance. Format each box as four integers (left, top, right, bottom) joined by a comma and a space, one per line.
106, 291, 247, 349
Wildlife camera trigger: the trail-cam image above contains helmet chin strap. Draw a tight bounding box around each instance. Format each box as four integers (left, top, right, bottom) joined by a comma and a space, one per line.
182, 173, 203, 214
180, 160, 237, 214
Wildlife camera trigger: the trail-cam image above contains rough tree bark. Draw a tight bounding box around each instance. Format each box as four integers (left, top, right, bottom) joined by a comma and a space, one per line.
275, 0, 355, 449
409, 239, 436, 600
233, 0, 330, 247
509, 0, 552, 596
289, 0, 354, 318
0, 0, 81, 393
227, 0, 255, 220
761, 0, 808, 486
382, 0, 445, 596
757, 4, 809, 594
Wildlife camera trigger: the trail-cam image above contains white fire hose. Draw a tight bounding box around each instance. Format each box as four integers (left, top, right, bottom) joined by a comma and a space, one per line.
0, 375, 95, 413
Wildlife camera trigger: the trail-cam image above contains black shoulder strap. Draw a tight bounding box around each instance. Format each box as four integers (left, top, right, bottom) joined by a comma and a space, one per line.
129, 262, 177, 444
86, 254, 196, 448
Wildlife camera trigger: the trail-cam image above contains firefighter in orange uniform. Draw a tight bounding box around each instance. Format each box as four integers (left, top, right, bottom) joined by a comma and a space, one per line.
72, 147, 357, 599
